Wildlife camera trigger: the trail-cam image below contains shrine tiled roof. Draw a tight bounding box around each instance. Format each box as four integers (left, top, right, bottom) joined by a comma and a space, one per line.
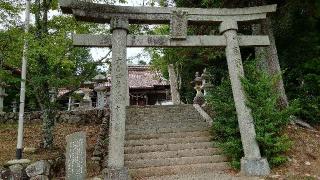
128, 65, 168, 89
58, 65, 169, 97
105, 65, 168, 89
58, 88, 70, 98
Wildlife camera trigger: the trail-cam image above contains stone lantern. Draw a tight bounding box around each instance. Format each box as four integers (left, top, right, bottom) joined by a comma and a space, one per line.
0, 82, 8, 113
11, 100, 17, 113
93, 74, 108, 109
192, 72, 205, 106
201, 68, 214, 96
49, 88, 57, 103
80, 81, 94, 109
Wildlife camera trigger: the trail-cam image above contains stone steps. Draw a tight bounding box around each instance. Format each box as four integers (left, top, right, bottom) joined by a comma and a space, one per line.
125, 105, 229, 179
124, 148, 222, 161
129, 162, 230, 178
125, 155, 228, 169
125, 142, 216, 154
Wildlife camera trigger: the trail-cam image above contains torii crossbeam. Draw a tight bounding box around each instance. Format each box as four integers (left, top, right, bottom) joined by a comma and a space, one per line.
60, 1, 276, 24
60, 1, 277, 179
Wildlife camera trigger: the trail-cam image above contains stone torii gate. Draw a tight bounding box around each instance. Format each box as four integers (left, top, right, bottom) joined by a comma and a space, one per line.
60, 0, 276, 178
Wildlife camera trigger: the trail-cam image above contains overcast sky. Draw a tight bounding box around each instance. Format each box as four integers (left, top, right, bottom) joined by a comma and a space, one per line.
91, 0, 156, 65
82, 0, 153, 65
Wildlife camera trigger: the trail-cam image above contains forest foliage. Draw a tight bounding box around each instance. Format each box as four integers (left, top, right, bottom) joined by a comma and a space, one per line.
0, 0, 125, 148
206, 60, 297, 168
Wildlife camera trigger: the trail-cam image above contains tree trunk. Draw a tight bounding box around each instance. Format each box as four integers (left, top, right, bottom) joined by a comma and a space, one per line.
251, 0, 289, 108
261, 18, 288, 108
35, 0, 56, 148
42, 109, 55, 148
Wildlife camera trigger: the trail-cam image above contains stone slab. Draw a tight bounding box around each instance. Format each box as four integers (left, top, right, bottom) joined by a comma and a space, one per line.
25, 160, 50, 177
103, 167, 131, 180
193, 104, 213, 125
30, 175, 49, 180
60, 1, 276, 24
147, 172, 260, 180
6, 159, 31, 166
9, 164, 25, 179
60, 1, 276, 16
240, 157, 270, 176
170, 10, 188, 39
65, 131, 87, 180
73, 34, 271, 47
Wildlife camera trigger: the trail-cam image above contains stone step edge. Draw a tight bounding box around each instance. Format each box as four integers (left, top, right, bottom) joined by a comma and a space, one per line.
124, 148, 222, 161
125, 136, 212, 147
125, 131, 211, 140
125, 155, 228, 169
129, 162, 230, 178
144, 172, 257, 180
124, 142, 217, 154
126, 120, 207, 126
126, 127, 211, 135
126, 121, 209, 128
126, 104, 194, 109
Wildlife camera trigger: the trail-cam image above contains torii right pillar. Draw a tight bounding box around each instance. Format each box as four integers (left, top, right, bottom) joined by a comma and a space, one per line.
220, 20, 271, 176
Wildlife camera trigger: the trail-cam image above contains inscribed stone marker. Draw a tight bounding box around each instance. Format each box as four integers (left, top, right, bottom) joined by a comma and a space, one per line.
66, 132, 87, 180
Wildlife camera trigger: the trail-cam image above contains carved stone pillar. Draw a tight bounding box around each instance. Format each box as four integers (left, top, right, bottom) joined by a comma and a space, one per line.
105, 17, 130, 179
220, 20, 270, 176
168, 64, 181, 105
95, 86, 106, 109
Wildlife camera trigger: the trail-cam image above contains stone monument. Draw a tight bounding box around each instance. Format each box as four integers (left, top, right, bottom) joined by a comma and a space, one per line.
168, 64, 181, 105
60, 1, 278, 176
0, 82, 8, 113
65, 132, 87, 180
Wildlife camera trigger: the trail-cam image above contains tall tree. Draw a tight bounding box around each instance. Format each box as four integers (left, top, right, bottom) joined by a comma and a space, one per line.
250, 0, 289, 108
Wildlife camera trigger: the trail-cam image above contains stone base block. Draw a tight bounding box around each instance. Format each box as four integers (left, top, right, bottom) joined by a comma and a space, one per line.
241, 157, 270, 176
30, 175, 49, 180
103, 167, 131, 180
6, 159, 31, 167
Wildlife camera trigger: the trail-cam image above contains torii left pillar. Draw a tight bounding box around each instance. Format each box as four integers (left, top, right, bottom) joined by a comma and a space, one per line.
104, 17, 131, 179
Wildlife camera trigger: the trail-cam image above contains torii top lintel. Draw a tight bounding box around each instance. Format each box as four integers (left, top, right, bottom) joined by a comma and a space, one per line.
60, 0, 277, 24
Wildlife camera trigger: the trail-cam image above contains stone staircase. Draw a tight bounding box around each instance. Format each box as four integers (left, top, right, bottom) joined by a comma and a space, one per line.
125, 105, 230, 180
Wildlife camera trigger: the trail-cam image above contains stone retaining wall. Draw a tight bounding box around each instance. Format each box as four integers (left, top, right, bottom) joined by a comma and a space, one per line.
0, 109, 109, 124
